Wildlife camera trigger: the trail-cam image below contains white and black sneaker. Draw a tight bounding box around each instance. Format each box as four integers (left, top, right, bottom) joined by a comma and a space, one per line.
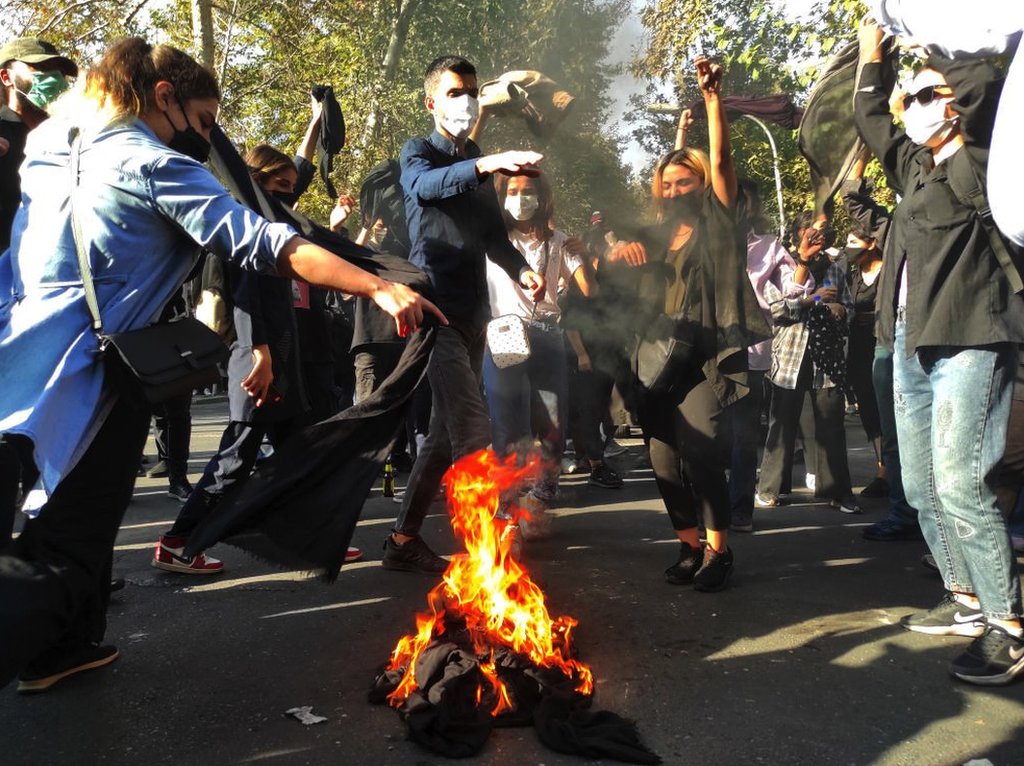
949, 625, 1024, 686
900, 593, 985, 637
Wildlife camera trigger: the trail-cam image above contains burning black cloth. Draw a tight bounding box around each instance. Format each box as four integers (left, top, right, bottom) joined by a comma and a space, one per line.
369, 625, 661, 764
798, 40, 898, 214
310, 84, 345, 198
182, 128, 435, 581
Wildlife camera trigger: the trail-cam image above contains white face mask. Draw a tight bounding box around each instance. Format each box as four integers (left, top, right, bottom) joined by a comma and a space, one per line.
903, 98, 957, 146
505, 193, 539, 222
437, 93, 479, 139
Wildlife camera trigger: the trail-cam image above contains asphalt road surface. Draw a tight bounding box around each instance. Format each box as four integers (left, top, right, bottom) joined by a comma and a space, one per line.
3, 397, 1023, 766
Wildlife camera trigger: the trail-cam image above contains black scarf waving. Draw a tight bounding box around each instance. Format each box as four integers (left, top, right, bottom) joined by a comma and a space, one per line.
183, 128, 435, 581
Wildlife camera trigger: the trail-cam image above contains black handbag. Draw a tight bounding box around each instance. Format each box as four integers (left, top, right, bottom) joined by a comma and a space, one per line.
69, 130, 228, 404
632, 313, 696, 396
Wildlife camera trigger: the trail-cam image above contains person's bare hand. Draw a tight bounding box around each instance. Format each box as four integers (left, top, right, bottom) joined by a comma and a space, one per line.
520, 269, 546, 302
0, 137, 8, 157
371, 281, 448, 337
798, 226, 826, 262
608, 241, 648, 268
826, 302, 846, 320
695, 57, 723, 97
813, 286, 838, 303
329, 195, 356, 232
678, 107, 694, 131
858, 16, 885, 64
476, 150, 543, 178
577, 353, 592, 372
310, 95, 324, 121
241, 344, 274, 406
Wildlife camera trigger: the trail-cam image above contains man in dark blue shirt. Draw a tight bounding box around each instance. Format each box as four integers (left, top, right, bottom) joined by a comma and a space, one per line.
383, 55, 545, 574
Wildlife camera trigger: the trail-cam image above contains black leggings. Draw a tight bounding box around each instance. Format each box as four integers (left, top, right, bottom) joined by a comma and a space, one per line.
638, 371, 731, 532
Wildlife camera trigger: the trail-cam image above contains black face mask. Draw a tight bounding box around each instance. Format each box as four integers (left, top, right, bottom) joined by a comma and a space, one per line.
272, 189, 300, 207
164, 100, 211, 164
665, 192, 701, 220
844, 246, 869, 264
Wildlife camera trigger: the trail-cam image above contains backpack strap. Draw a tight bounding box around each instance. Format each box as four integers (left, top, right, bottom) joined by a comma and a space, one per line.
946, 151, 1024, 294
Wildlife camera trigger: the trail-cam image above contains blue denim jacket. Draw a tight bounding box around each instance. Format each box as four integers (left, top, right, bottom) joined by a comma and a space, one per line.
0, 117, 296, 504
400, 131, 528, 320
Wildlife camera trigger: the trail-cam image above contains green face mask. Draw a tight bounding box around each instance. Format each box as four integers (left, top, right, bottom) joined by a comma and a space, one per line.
19, 70, 70, 110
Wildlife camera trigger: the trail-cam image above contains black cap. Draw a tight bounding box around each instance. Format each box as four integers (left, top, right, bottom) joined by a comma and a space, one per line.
0, 38, 78, 77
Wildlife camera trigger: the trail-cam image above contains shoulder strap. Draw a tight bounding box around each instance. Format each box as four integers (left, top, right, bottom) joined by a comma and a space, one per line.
946, 151, 1024, 295
68, 128, 104, 333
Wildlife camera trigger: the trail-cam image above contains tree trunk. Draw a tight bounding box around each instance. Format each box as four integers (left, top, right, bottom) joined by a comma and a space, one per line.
191, 0, 216, 69
365, 0, 422, 141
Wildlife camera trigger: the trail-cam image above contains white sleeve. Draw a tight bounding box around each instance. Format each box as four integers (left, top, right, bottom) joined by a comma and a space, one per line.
868, 0, 1022, 56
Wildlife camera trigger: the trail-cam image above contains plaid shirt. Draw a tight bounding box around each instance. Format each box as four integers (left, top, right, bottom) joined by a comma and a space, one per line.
764, 257, 853, 390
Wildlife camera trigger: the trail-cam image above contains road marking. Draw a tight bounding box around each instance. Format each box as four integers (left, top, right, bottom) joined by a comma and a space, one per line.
261, 596, 392, 619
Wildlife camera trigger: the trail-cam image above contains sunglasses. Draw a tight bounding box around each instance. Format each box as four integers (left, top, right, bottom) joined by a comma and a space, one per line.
902, 85, 954, 111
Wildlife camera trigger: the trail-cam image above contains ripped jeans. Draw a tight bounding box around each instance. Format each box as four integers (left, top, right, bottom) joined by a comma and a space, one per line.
892, 320, 1021, 620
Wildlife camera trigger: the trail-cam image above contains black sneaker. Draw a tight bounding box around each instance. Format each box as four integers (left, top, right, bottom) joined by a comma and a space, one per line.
588, 463, 623, 489
950, 625, 1024, 686
381, 535, 448, 574
862, 518, 923, 541
17, 643, 119, 694
167, 478, 193, 502
859, 476, 889, 498
900, 593, 985, 637
665, 542, 704, 585
693, 546, 734, 592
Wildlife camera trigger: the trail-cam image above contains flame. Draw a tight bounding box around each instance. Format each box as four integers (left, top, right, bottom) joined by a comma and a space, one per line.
386, 449, 593, 713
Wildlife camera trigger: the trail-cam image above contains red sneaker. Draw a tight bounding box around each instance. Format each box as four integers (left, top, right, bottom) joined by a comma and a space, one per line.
345, 546, 363, 563
151, 535, 224, 575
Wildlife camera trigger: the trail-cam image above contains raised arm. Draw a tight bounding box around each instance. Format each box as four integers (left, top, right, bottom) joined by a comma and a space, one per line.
295, 95, 323, 164
697, 58, 737, 208
853, 18, 921, 196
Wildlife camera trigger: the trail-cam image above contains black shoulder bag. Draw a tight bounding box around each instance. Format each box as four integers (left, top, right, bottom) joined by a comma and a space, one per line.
69, 129, 229, 404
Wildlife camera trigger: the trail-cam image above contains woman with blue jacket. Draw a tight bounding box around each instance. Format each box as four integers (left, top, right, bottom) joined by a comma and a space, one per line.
0, 38, 442, 692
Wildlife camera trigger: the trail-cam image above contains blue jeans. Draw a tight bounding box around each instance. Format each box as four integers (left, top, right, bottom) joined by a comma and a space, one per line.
872, 344, 917, 525
893, 321, 1021, 620
483, 324, 567, 502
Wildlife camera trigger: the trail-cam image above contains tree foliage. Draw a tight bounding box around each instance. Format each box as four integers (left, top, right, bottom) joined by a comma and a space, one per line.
5, 0, 641, 236
630, 0, 878, 234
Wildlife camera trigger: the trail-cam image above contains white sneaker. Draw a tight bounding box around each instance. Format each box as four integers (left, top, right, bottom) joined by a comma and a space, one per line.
805, 473, 816, 491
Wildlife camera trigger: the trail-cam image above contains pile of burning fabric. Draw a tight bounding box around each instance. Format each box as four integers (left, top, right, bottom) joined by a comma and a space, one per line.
369, 450, 660, 764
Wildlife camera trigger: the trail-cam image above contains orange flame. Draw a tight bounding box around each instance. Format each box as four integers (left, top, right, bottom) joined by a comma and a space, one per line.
386, 449, 593, 712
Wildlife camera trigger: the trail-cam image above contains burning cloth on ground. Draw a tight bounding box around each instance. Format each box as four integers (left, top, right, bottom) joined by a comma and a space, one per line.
368, 450, 661, 764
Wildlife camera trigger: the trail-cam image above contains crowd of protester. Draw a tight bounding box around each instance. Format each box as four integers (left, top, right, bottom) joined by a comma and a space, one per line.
1, 2, 1023, 697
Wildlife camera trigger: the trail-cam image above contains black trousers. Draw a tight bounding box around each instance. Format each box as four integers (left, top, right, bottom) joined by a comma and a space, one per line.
758, 352, 852, 499
0, 393, 150, 688
848, 325, 882, 460
168, 417, 301, 539
637, 370, 731, 533
0, 434, 38, 549
151, 391, 192, 482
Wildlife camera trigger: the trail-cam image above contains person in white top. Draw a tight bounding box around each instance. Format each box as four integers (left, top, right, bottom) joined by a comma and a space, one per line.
484, 172, 593, 539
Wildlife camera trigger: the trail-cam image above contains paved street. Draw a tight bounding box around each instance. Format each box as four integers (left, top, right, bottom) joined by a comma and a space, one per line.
3, 396, 1023, 766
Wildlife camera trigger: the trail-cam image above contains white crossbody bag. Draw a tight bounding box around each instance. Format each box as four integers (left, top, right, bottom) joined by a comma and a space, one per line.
486, 240, 550, 369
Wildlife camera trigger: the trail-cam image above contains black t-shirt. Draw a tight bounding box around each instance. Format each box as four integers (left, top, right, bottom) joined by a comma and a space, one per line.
0, 107, 29, 254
